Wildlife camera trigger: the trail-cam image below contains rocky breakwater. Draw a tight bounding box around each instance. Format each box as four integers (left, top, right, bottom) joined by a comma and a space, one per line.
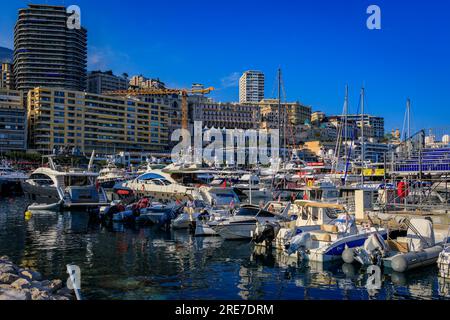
0, 256, 75, 300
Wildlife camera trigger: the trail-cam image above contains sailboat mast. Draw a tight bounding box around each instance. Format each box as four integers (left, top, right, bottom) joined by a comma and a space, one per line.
344, 85, 349, 158
277, 68, 283, 160
361, 87, 365, 184
406, 98, 411, 139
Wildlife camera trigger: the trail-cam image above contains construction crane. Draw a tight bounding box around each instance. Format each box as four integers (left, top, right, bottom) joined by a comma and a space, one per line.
106, 87, 215, 130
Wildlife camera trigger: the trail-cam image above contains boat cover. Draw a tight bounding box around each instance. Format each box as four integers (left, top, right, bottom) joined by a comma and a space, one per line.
407, 219, 435, 251
363, 233, 387, 252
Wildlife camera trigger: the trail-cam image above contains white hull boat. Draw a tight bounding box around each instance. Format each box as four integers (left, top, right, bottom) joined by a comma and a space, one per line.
214, 219, 258, 240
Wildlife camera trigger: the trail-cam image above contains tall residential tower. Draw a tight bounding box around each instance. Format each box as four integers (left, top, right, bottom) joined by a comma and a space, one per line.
239, 70, 265, 103
14, 4, 87, 92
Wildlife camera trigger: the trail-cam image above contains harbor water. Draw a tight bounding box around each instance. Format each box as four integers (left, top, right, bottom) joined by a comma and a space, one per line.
1, 196, 449, 300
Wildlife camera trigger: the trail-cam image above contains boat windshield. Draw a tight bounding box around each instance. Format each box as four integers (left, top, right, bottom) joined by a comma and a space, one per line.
213, 193, 238, 206
235, 207, 260, 217
30, 173, 53, 186
144, 179, 171, 186
64, 176, 91, 187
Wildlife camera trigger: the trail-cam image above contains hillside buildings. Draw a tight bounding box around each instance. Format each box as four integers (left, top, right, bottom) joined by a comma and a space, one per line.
259, 99, 311, 130
327, 114, 385, 141
87, 71, 128, 94
129, 75, 166, 90
191, 97, 260, 130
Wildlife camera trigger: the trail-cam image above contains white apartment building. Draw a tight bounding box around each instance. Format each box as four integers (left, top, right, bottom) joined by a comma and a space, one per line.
239, 70, 264, 103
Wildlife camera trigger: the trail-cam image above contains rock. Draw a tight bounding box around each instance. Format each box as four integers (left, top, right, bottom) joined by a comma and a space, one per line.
0, 263, 16, 275
20, 270, 42, 281
0, 289, 31, 301
0, 260, 66, 301
48, 279, 63, 293
31, 288, 50, 301
0, 273, 19, 284
11, 278, 31, 290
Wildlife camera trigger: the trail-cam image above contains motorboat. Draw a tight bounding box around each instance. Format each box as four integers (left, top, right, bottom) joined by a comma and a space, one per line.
213, 203, 290, 240
0, 160, 29, 193
98, 159, 134, 189
21, 153, 108, 210
113, 169, 199, 203
193, 187, 241, 236
173, 187, 241, 231
101, 199, 180, 225
266, 201, 388, 263
171, 199, 208, 230
344, 217, 446, 272
234, 174, 271, 200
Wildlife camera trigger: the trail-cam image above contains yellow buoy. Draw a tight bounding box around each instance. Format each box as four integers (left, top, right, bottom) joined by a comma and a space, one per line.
25, 211, 33, 220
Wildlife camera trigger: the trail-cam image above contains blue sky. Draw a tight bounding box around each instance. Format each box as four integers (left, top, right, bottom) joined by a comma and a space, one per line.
1, 0, 449, 132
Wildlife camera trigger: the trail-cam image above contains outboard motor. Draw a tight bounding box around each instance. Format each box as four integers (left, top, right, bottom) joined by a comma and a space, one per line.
159, 205, 183, 231
253, 222, 280, 248
343, 232, 387, 266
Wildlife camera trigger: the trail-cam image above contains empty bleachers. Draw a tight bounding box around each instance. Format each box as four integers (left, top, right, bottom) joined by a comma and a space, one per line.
392, 147, 450, 174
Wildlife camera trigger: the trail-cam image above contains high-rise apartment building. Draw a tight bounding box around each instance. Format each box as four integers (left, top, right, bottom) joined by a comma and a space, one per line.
27, 88, 169, 155
239, 71, 265, 103
0, 89, 27, 152
1, 63, 15, 90
14, 4, 87, 92
87, 71, 128, 94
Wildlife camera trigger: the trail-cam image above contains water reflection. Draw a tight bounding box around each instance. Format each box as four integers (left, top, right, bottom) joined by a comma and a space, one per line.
0, 196, 447, 300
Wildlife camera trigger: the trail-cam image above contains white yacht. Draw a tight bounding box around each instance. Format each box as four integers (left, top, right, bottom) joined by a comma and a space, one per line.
172, 186, 241, 231
234, 174, 271, 201
0, 160, 28, 183
193, 187, 241, 236
0, 161, 29, 194
213, 204, 290, 240
21, 154, 108, 210
114, 169, 198, 203
98, 159, 133, 189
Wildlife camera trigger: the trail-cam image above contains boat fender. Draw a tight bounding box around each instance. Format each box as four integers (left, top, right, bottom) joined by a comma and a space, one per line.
342, 263, 357, 278
24, 211, 33, 220
391, 255, 408, 273
342, 247, 355, 264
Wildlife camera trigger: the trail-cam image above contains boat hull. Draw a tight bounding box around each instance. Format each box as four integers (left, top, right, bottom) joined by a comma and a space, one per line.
22, 182, 106, 209
383, 244, 443, 273
214, 222, 257, 240
195, 222, 219, 237
21, 182, 60, 204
